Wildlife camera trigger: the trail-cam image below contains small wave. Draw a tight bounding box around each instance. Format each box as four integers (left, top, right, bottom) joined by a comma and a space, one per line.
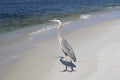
108, 7, 113, 9
80, 15, 91, 19
62, 21, 73, 26
30, 24, 56, 36
29, 21, 73, 36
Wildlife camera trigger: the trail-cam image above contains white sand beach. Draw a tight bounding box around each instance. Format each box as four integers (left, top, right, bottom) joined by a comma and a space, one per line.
1, 19, 120, 80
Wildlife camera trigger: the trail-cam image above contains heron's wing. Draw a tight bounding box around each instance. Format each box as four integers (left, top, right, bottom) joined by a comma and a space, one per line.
61, 38, 77, 62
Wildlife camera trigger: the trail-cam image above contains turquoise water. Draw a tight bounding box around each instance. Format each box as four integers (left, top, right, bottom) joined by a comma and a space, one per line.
0, 0, 120, 33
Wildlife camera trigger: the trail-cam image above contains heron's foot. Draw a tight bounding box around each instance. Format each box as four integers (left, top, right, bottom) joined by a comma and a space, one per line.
68, 69, 73, 72
68, 69, 76, 72
60, 69, 67, 72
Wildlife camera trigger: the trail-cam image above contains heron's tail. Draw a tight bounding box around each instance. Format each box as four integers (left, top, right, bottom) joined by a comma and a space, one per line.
72, 56, 77, 62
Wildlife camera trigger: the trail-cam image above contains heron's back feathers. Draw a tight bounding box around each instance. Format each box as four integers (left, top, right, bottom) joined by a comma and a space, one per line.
61, 38, 77, 62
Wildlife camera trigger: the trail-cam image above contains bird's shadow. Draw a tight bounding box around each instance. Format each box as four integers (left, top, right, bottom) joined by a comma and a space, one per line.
59, 56, 76, 68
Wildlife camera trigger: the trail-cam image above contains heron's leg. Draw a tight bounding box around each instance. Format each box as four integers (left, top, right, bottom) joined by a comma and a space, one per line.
69, 59, 74, 72
65, 63, 67, 71
63, 56, 68, 71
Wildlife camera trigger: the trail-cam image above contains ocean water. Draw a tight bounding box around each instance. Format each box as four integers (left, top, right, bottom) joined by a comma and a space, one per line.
0, 0, 120, 33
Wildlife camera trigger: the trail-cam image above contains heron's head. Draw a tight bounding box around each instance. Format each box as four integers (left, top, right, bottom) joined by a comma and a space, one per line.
48, 18, 62, 29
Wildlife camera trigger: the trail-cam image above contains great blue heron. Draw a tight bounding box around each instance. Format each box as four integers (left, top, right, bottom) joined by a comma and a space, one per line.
49, 19, 77, 72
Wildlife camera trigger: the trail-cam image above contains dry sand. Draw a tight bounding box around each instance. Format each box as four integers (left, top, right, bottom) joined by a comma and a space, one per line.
1, 19, 120, 80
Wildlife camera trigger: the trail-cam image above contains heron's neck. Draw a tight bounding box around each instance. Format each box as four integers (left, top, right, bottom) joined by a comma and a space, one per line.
57, 23, 63, 45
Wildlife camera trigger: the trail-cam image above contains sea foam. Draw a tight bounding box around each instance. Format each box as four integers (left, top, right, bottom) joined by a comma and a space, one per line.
80, 15, 91, 19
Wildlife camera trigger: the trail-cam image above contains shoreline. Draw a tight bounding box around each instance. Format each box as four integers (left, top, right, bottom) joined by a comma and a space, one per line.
1, 19, 120, 80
